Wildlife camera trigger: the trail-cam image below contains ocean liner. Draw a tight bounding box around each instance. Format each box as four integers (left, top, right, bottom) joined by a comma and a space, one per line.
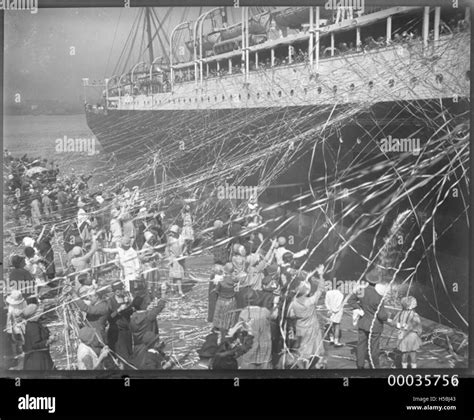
84, 5, 471, 331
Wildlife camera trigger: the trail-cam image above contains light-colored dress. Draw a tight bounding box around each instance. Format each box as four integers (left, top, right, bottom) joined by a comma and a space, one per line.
77, 342, 100, 370
181, 212, 194, 242
288, 287, 325, 361
395, 310, 423, 352
166, 237, 185, 279
325, 289, 345, 324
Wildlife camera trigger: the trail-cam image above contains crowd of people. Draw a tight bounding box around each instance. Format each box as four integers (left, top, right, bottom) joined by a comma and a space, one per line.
3, 152, 425, 371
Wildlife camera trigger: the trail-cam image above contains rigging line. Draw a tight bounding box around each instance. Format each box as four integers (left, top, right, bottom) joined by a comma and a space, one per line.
112, 8, 141, 77
147, 8, 173, 61
104, 8, 123, 79
121, 8, 144, 76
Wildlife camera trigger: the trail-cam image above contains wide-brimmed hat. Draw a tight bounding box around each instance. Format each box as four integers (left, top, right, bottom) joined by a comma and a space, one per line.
168, 225, 180, 235
78, 327, 97, 347
401, 296, 417, 310
277, 236, 287, 246
22, 237, 35, 248
365, 268, 382, 284
22, 304, 40, 320
6, 290, 25, 306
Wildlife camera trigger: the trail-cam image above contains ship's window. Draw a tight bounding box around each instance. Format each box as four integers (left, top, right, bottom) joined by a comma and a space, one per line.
317, 87, 322, 94
332, 85, 337, 93
467, 70, 470, 80
290, 89, 294, 96
257, 92, 260, 99
435, 74, 443, 84
349, 83, 355, 90
368, 81, 374, 89
388, 79, 394, 88
278, 91, 282, 97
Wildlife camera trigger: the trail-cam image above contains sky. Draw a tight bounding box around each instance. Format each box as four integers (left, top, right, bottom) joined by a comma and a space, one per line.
4, 7, 229, 106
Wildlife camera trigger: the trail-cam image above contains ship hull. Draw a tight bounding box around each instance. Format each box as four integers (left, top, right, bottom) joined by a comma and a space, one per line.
85, 98, 469, 331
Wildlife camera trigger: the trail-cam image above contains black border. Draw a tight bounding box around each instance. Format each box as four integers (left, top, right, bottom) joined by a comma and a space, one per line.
1, 0, 473, 388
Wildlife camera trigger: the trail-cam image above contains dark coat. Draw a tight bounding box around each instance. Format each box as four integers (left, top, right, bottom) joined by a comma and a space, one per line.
107, 296, 134, 363
23, 320, 54, 370
348, 285, 388, 333
130, 300, 166, 346
75, 298, 110, 343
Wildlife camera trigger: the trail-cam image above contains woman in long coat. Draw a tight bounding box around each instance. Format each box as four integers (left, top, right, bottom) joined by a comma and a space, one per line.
22, 304, 56, 370
287, 273, 326, 369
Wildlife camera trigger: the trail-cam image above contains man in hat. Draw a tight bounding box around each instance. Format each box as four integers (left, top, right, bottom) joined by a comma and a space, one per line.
107, 281, 134, 365
102, 236, 141, 293
73, 287, 111, 345
130, 295, 167, 346
348, 268, 389, 369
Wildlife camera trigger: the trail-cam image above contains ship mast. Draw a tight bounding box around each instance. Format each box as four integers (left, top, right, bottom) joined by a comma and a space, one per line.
145, 7, 155, 64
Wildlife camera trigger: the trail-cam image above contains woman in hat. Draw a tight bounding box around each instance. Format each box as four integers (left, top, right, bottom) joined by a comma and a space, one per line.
213, 263, 239, 337
164, 225, 185, 298
22, 304, 57, 370
237, 290, 273, 369
388, 296, 423, 369
77, 327, 109, 370
287, 266, 327, 369
181, 204, 194, 255
5, 290, 27, 364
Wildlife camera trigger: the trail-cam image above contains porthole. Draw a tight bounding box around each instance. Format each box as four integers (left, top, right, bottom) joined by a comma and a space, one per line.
317, 87, 322, 94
